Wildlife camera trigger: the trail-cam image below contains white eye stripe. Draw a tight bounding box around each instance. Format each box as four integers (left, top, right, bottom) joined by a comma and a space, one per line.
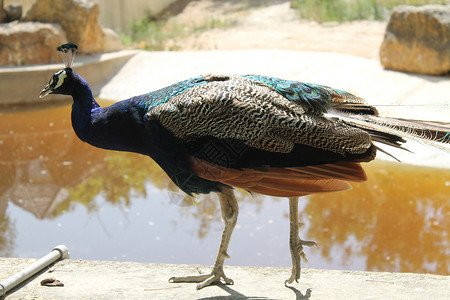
55, 72, 67, 89
50, 70, 67, 89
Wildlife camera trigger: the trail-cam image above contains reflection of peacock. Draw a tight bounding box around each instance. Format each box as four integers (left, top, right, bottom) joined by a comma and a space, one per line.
41, 44, 450, 289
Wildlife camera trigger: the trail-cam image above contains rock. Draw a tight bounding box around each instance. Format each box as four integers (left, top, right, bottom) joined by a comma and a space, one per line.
4, 2, 23, 22
380, 5, 450, 75
0, 22, 66, 66
102, 27, 123, 52
23, 0, 105, 53
0, 10, 6, 23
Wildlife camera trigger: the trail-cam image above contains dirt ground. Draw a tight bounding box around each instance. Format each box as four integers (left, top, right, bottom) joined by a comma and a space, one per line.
167, 0, 387, 60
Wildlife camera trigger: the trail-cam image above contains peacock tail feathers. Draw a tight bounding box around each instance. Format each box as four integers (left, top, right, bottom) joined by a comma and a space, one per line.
331, 112, 450, 152
240, 75, 369, 114
132, 74, 372, 115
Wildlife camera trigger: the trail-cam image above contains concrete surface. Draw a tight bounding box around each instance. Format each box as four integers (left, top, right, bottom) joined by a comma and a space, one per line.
0, 50, 137, 105
1, 257, 448, 300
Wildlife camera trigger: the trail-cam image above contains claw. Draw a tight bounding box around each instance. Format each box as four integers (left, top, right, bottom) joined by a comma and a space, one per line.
169, 268, 234, 290
286, 238, 317, 285
196, 273, 234, 290
286, 197, 317, 286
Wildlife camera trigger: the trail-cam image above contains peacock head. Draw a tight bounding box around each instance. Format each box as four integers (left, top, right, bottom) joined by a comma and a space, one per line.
40, 43, 79, 98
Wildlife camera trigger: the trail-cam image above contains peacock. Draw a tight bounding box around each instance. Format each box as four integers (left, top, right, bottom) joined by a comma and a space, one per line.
40, 43, 450, 290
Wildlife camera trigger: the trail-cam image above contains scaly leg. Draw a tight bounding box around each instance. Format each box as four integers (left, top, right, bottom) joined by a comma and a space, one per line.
169, 187, 238, 290
285, 197, 317, 285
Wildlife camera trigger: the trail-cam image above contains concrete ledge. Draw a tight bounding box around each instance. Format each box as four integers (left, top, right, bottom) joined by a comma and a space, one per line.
0, 258, 448, 299
0, 50, 138, 106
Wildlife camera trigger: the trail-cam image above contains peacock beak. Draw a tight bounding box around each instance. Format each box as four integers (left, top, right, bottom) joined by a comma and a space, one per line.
39, 85, 51, 98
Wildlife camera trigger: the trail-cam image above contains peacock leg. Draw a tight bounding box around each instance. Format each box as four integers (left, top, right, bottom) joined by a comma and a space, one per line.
169, 187, 238, 290
285, 196, 317, 285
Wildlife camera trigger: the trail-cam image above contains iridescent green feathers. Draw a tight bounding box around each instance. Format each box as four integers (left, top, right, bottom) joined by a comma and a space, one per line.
134, 74, 369, 116
240, 74, 367, 114
129, 76, 209, 111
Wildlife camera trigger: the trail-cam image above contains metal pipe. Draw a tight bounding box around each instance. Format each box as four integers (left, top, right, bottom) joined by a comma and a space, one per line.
0, 245, 69, 297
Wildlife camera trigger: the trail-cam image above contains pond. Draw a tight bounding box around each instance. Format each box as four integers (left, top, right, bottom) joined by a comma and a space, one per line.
0, 101, 449, 276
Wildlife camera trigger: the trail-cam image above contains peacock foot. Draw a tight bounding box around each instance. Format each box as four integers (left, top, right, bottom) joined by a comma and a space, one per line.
169, 266, 234, 290
170, 189, 237, 290
285, 235, 317, 286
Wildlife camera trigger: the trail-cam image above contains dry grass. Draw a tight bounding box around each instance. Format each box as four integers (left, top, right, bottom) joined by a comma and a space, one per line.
291, 0, 449, 22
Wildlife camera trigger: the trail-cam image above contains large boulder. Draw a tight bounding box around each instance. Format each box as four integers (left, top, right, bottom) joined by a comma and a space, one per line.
0, 22, 66, 66
380, 5, 450, 75
23, 0, 106, 53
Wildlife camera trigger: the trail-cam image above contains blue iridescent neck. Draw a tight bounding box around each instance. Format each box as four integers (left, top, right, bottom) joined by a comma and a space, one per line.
70, 71, 100, 142
71, 72, 99, 110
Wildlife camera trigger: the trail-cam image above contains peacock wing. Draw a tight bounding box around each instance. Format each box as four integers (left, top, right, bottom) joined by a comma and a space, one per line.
146, 75, 373, 157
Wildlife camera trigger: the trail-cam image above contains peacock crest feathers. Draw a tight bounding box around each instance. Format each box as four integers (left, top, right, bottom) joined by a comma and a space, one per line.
57, 43, 78, 68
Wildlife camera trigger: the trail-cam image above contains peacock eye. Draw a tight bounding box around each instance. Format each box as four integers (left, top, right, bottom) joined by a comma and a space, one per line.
303, 86, 312, 94
277, 82, 290, 89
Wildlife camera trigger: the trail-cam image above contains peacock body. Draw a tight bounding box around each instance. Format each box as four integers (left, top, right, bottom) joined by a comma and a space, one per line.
40, 44, 450, 289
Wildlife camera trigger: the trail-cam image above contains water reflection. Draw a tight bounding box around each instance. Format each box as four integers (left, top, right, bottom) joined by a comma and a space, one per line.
0, 103, 448, 275
307, 162, 450, 275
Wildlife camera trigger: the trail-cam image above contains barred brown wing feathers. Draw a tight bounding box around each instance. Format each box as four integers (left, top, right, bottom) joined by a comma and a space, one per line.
147, 75, 373, 157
